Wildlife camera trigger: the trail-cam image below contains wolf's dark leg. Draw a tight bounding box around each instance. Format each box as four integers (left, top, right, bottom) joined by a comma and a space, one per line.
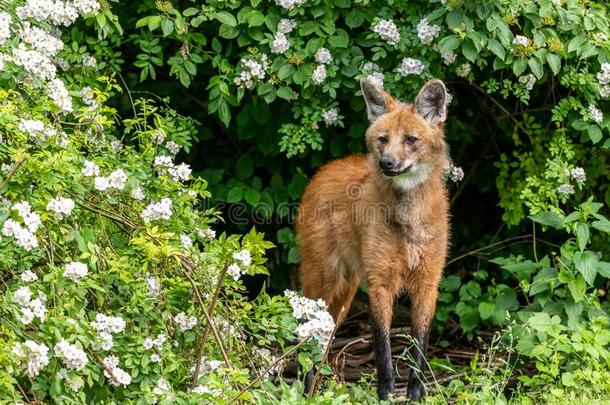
369, 286, 395, 400
304, 367, 315, 394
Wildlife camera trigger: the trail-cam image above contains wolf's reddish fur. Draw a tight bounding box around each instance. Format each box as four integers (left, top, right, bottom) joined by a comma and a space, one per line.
296, 79, 450, 401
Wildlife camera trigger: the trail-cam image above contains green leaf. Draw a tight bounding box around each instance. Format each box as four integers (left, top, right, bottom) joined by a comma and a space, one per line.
329, 29, 349, 48
567, 275, 586, 302
236, 155, 253, 179
345, 9, 366, 28
487, 39, 505, 61
219, 24, 240, 39
244, 188, 260, 205
546, 53, 561, 75
528, 312, 551, 332
587, 126, 602, 143
512, 58, 527, 76
462, 39, 478, 62
161, 19, 174, 36
530, 211, 564, 229
573, 251, 598, 286
246, 10, 265, 27
213, 11, 237, 27
227, 187, 244, 203
575, 223, 589, 251
276, 86, 293, 100
478, 302, 495, 320
528, 57, 544, 79
592, 218, 610, 233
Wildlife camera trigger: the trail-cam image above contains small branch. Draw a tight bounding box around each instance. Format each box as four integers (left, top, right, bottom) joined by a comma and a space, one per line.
192, 262, 229, 388
0, 157, 27, 195
308, 307, 345, 399
228, 339, 310, 404
446, 235, 531, 265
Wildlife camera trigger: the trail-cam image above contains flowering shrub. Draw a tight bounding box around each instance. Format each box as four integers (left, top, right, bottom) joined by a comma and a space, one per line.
0, 1, 333, 402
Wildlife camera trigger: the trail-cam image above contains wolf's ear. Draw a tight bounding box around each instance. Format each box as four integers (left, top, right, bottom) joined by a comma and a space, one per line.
414, 79, 447, 126
360, 79, 397, 122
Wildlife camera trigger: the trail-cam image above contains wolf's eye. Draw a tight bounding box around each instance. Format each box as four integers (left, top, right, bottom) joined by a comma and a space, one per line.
378, 135, 388, 144
404, 135, 418, 145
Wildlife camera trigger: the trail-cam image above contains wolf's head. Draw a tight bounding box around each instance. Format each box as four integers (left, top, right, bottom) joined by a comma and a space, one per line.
361, 79, 448, 190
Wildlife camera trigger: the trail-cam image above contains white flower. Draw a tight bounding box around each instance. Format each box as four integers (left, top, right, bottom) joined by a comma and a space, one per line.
81, 86, 98, 109
165, 140, 181, 155
102, 355, 132, 387
141, 198, 173, 223
153, 378, 171, 396
131, 187, 145, 201
398, 57, 425, 76
20, 270, 38, 282
12, 43, 57, 81
321, 108, 338, 126
365, 71, 385, 88
94, 176, 110, 191
558, 183, 575, 195
19, 22, 63, 57
145, 273, 161, 299
110, 140, 123, 153
518, 74, 536, 91
446, 164, 464, 182
513, 35, 529, 47
64, 262, 88, 280
154, 155, 174, 168
284, 290, 335, 346
14, 286, 33, 307
274, 0, 306, 10
440, 50, 456, 65
46, 197, 75, 217
0, 12, 11, 45
277, 18, 296, 34
597, 64, 610, 97
570, 167, 586, 184
314, 48, 332, 64
588, 103, 603, 124
227, 263, 242, 281
82, 160, 100, 176
180, 234, 193, 249
150, 353, 161, 363
233, 249, 252, 266
82, 54, 97, 67
456, 63, 471, 78
312, 64, 327, 85
13, 340, 49, 378
143, 338, 155, 350
197, 228, 216, 240
91, 313, 126, 334
174, 312, 197, 332
416, 18, 440, 45
372, 19, 400, 46
235, 55, 269, 89
271, 32, 290, 54
168, 162, 192, 182
54, 340, 88, 371
107, 169, 127, 190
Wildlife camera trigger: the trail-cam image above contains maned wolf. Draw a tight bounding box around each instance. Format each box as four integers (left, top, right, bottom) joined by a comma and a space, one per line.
296, 79, 450, 402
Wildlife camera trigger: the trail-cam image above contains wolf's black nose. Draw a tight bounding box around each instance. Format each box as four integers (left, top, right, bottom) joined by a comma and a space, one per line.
379, 155, 395, 170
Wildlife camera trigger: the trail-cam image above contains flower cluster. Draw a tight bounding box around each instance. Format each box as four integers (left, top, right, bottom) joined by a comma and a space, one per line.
234, 55, 269, 89
13, 340, 50, 378
311, 64, 327, 85
456, 63, 471, 78
597, 63, 610, 97
439, 49, 456, 65
0, 11, 11, 44
81, 159, 100, 176
372, 19, 400, 46
18, 118, 60, 145
57, 368, 84, 391
175, 312, 198, 332
54, 340, 89, 370
277, 18, 296, 34
398, 57, 425, 76
165, 140, 181, 155
13, 286, 47, 325
362, 62, 384, 88
416, 18, 440, 45
558, 183, 574, 195
588, 103, 603, 124
46, 196, 75, 218
180, 234, 193, 249
154, 155, 192, 182
102, 355, 132, 387
64, 261, 88, 280
271, 32, 290, 54
314, 47, 332, 65
446, 164, 465, 182
16, 0, 100, 26
131, 186, 146, 201
20, 269, 38, 282
93, 168, 128, 192
284, 290, 335, 346
274, 0, 306, 10
141, 198, 173, 223
91, 313, 126, 351
571, 167, 586, 185
2, 201, 41, 251
513, 35, 530, 47
518, 74, 536, 91
321, 108, 338, 126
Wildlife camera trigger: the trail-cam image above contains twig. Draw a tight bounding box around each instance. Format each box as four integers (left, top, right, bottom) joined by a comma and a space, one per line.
228, 339, 310, 404
308, 306, 346, 398
192, 262, 229, 388
446, 235, 531, 265
0, 157, 27, 195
